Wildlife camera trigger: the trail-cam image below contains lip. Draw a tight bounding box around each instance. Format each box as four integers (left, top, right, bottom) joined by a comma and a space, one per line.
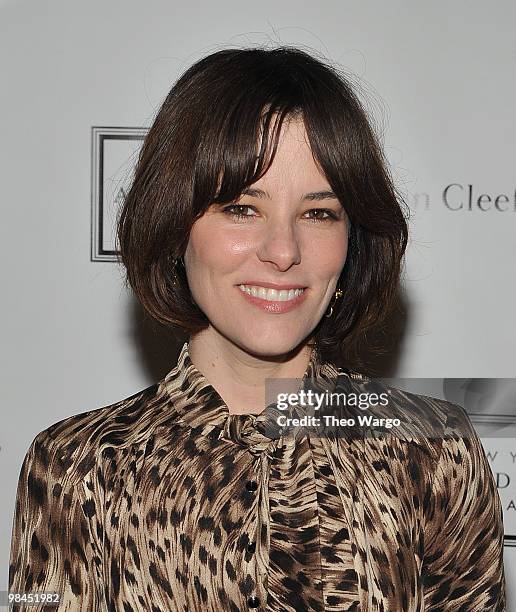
236, 285, 309, 314
237, 281, 307, 290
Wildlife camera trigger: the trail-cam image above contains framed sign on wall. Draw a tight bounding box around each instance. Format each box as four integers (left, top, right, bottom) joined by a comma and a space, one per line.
91, 126, 147, 262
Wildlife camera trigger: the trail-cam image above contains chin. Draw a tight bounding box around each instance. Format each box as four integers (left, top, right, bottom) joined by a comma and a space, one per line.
231, 329, 309, 359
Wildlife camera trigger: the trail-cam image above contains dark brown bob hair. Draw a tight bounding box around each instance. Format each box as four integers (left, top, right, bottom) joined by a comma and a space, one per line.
117, 46, 409, 366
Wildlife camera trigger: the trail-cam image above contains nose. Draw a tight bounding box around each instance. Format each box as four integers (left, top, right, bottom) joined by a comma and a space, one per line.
256, 221, 302, 272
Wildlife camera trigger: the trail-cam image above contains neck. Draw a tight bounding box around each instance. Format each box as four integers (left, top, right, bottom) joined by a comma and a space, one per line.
187, 328, 315, 415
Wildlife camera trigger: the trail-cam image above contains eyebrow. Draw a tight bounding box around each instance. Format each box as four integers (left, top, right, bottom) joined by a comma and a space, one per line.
241, 187, 338, 201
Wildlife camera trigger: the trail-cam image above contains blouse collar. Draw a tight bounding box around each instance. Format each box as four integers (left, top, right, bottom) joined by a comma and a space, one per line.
160, 341, 342, 453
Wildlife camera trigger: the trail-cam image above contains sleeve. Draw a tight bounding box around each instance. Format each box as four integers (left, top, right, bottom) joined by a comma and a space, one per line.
421, 402, 506, 611
8, 430, 105, 611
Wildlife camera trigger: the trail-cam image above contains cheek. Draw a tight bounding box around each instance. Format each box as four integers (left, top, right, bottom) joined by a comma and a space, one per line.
306, 231, 348, 274
186, 222, 252, 275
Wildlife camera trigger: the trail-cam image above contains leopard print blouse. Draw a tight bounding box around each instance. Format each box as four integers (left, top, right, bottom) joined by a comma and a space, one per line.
9, 341, 506, 610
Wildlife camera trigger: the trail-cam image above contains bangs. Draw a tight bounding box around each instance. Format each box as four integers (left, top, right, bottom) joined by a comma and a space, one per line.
216, 106, 299, 204
190, 63, 307, 213
197, 106, 303, 212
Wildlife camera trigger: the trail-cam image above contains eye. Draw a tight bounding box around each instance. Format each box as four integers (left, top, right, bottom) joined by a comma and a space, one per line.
221, 204, 257, 220
219, 204, 341, 223
304, 208, 339, 222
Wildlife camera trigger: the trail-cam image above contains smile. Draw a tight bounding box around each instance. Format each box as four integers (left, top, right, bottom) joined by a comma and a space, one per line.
238, 284, 306, 302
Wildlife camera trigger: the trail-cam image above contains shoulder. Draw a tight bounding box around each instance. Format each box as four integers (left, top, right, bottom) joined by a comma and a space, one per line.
19, 381, 163, 482
331, 369, 494, 493
334, 367, 478, 440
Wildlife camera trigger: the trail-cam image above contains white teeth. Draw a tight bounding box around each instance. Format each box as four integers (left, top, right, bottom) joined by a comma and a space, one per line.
238, 285, 305, 302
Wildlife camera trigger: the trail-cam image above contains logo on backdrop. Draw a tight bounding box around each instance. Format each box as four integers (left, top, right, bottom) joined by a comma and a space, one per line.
90, 126, 147, 262
411, 184, 516, 212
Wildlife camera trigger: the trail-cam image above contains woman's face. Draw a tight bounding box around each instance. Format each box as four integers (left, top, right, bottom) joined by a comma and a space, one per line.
184, 116, 349, 357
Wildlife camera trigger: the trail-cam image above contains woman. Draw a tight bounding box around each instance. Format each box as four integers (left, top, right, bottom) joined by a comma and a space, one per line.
9, 47, 505, 611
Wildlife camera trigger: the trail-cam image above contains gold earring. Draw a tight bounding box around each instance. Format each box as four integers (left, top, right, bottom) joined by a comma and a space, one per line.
325, 288, 343, 318
171, 256, 184, 286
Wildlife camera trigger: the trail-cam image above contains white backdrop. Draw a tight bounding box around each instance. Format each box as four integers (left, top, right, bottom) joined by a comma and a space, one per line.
2, 0, 515, 603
